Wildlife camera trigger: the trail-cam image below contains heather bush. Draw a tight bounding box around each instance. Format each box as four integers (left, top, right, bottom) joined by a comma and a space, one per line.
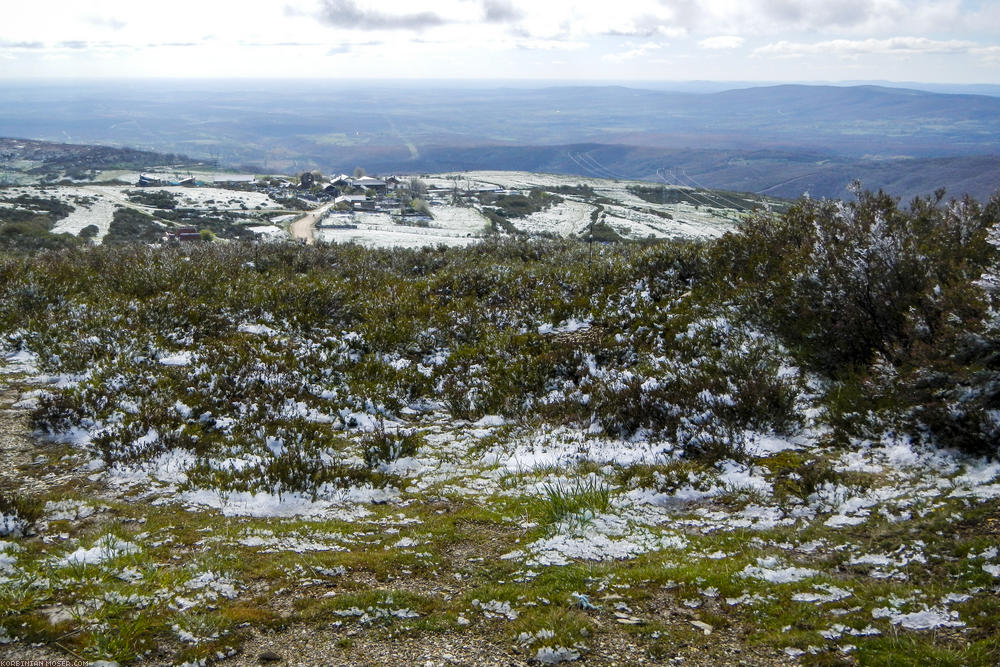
710, 185, 1000, 453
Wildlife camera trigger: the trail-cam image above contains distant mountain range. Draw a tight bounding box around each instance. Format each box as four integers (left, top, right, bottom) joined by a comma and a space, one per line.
1, 80, 997, 201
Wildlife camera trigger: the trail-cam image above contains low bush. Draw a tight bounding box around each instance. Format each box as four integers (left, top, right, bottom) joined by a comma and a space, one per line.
0, 491, 43, 537
363, 423, 423, 468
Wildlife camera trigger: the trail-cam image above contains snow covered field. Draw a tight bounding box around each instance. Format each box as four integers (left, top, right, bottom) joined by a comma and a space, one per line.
429, 171, 743, 241
150, 186, 282, 211
1, 184, 292, 245
49, 197, 118, 240
5, 171, 757, 249
514, 199, 594, 237
316, 207, 486, 248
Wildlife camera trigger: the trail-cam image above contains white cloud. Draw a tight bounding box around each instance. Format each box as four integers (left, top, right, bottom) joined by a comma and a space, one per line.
603, 41, 664, 63
0, 0, 997, 80
754, 36, 983, 58
515, 38, 588, 51
698, 35, 744, 50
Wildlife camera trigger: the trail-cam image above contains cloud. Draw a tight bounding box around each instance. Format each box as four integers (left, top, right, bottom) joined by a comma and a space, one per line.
482, 0, 522, 23
974, 45, 1000, 61
85, 16, 127, 31
316, 0, 448, 31
326, 40, 382, 55
656, 0, 705, 29
0, 41, 46, 50
641, 1, 973, 38
698, 35, 744, 49
603, 41, 664, 63
515, 38, 587, 51
603, 18, 687, 39
754, 36, 982, 58
755, 0, 884, 29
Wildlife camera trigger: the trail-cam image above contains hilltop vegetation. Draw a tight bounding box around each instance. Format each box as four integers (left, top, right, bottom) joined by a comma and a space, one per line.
0, 137, 210, 186
0, 187, 999, 664
9, 185, 994, 467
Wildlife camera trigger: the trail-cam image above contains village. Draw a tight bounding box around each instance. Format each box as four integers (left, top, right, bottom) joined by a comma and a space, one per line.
1, 156, 757, 254
139, 169, 538, 246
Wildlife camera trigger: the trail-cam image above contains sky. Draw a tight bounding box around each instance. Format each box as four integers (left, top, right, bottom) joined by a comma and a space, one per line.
2, 0, 999, 83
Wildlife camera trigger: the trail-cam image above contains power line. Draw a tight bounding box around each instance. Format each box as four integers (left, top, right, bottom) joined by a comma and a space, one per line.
676, 168, 752, 211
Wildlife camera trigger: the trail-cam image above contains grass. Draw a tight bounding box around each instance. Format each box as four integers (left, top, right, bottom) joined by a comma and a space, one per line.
539, 478, 612, 527
1, 456, 998, 664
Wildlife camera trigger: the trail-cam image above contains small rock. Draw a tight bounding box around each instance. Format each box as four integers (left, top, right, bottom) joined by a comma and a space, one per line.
258, 650, 282, 663
614, 611, 645, 625
690, 620, 713, 635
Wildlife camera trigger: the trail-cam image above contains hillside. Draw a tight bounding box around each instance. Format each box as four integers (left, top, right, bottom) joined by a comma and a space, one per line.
0, 137, 210, 186
1, 188, 999, 664
2, 82, 998, 199
0, 149, 787, 250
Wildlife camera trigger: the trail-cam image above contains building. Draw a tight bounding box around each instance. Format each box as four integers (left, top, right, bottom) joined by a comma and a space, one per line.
137, 174, 165, 187
164, 227, 202, 243
351, 176, 387, 195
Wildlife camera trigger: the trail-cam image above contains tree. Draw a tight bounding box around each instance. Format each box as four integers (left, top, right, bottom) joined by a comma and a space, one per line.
353, 166, 366, 178
409, 178, 427, 197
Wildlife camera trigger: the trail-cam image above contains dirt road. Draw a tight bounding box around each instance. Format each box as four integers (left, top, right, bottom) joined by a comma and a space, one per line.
290, 202, 335, 244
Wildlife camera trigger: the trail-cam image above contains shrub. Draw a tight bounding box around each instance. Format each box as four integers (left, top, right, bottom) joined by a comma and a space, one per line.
362, 423, 423, 468
0, 491, 43, 537
712, 186, 996, 375
709, 185, 1000, 454
104, 207, 164, 244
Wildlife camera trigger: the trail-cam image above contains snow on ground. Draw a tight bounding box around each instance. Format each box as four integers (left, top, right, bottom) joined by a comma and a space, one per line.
7, 171, 746, 247
426, 205, 490, 233
59, 535, 140, 566
7, 352, 1000, 661
3, 184, 290, 244
247, 225, 288, 241
425, 171, 739, 241
317, 227, 481, 249
0, 349, 39, 375
514, 199, 595, 237
153, 186, 281, 211
51, 197, 117, 240
175, 488, 374, 521
316, 209, 484, 248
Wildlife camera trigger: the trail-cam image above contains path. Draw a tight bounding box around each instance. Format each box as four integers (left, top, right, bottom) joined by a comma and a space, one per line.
290, 202, 334, 244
